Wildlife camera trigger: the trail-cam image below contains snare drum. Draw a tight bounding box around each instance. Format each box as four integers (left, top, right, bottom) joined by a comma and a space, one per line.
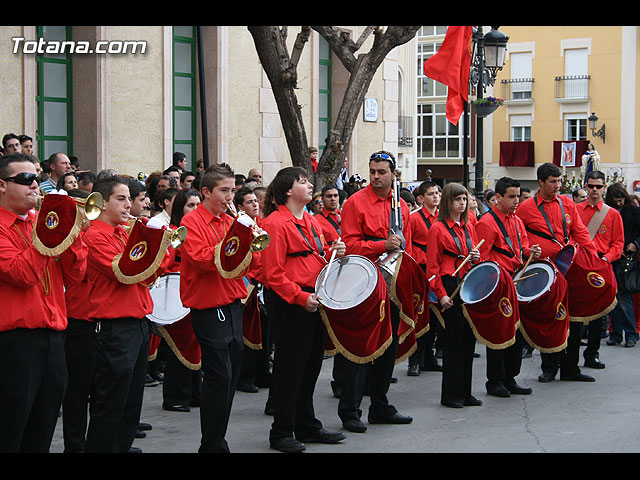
459, 261, 518, 350
553, 244, 618, 322
316, 255, 393, 364
514, 260, 569, 353
148, 273, 190, 326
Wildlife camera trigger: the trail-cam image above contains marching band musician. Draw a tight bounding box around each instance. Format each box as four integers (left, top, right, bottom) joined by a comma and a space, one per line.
339, 151, 414, 432
83, 176, 171, 453
407, 180, 442, 376
426, 182, 482, 409
475, 177, 541, 398
260, 166, 347, 453
179, 163, 259, 453
0, 153, 88, 452
517, 163, 598, 383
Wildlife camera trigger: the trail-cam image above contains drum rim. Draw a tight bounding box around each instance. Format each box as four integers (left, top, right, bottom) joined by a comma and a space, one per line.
515, 260, 556, 302
554, 244, 577, 275
316, 254, 380, 310
459, 260, 501, 305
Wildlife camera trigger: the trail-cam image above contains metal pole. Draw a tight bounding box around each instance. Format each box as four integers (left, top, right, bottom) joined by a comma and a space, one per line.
474, 26, 484, 197
463, 100, 469, 188
196, 26, 210, 169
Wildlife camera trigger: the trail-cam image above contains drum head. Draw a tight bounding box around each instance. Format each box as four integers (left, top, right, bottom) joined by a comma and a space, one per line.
515, 262, 555, 302
460, 261, 500, 305
554, 245, 576, 275
316, 255, 379, 310
148, 273, 190, 325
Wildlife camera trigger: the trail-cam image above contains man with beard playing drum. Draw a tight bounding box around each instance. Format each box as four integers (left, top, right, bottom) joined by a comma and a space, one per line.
475, 177, 541, 398
339, 151, 414, 432
518, 163, 599, 383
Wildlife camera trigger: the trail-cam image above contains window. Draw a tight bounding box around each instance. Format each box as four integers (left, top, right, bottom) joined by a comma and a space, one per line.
566, 117, 587, 141
318, 36, 331, 156
509, 52, 532, 100
417, 42, 446, 98
511, 114, 531, 141
173, 26, 197, 169
417, 103, 466, 158
36, 26, 73, 159
564, 48, 588, 98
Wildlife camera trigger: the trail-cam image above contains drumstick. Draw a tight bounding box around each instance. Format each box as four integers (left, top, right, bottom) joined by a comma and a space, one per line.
515, 250, 536, 281
320, 237, 341, 292
513, 272, 539, 283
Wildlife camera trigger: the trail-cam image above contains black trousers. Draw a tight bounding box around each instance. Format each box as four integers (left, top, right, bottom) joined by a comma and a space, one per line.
162, 348, 202, 407
583, 316, 605, 361
337, 300, 400, 422
540, 321, 582, 376
265, 289, 325, 440
486, 330, 524, 389
441, 276, 476, 405
62, 318, 97, 453
191, 301, 244, 453
0, 328, 67, 453
85, 317, 150, 453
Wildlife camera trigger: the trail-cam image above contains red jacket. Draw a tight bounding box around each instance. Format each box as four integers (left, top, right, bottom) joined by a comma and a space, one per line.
576, 200, 624, 263
409, 206, 438, 266
260, 204, 330, 307
0, 206, 87, 331
314, 208, 342, 246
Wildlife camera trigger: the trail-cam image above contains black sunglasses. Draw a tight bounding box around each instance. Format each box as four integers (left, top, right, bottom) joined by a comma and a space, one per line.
2, 172, 39, 185
586, 184, 604, 190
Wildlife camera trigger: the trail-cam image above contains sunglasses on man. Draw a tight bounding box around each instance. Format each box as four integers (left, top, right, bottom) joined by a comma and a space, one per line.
1, 172, 39, 185
586, 184, 604, 190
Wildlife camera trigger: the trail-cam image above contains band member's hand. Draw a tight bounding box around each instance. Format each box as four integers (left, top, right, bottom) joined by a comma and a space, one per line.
440, 295, 454, 310
385, 234, 403, 251
627, 242, 638, 253
530, 244, 542, 259
470, 248, 480, 262
305, 293, 320, 312
331, 240, 346, 257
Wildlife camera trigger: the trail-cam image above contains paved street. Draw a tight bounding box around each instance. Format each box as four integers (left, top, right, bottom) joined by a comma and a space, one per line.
50, 338, 640, 454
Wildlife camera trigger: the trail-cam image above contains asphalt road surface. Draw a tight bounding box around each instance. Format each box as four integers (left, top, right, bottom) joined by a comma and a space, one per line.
49, 337, 640, 454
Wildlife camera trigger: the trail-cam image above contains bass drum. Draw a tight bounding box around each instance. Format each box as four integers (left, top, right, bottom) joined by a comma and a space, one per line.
148, 273, 190, 326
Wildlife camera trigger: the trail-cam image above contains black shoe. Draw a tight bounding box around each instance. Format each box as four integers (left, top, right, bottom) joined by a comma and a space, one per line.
163, 403, 191, 412
486, 384, 511, 398
538, 371, 556, 383
505, 381, 532, 395
264, 403, 274, 416
441, 400, 463, 408
584, 357, 606, 369
560, 372, 595, 382
270, 436, 305, 453
625, 338, 637, 348
237, 383, 259, 393
138, 422, 152, 431
368, 412, 413, 424
152, 372, 164, 383
145, 374, 159, 387
606, 338, 621, 346
421, 361, 442, 372
464, 396, 483, 406
407, 364, 421, 376
135, 429, 146, 439
390, 376, 398, 383
522, 348, 533, 359
343, 419, 367, 433
128, 446, 143, 453
297, 429, 346, 444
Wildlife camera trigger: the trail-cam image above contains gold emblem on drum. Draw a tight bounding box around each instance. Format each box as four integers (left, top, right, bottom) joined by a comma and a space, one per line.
498, 297, 513, 317
45, 211, 59, 230
224, 236, 240, 256
556, 302, 567, 321
587, 272, 605, 288
129, 241, 148, 261
379, 299, 386, 322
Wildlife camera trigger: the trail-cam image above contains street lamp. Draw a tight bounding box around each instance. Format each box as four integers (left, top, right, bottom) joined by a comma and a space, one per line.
588, 112, 606, 143
469, 26, 509, 196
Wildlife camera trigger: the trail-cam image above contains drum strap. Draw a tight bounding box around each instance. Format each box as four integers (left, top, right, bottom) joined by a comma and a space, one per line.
417, 209, 432, 230
534, 194, 568, 244
442, 220, 472, 279
321, 211, 342, 236
488, 209, 523, 262
293, 223, 325, 258
412, 241, 427, 253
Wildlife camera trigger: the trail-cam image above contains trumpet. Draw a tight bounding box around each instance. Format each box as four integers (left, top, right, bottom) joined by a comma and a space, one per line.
124, 213, 187, 249
227, 202, 270, 252
37, 191, 104, 221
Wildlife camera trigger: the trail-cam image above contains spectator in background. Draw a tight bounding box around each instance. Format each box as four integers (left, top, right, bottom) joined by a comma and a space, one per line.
163, 167, 182, 187
2, 133, 20, 154
77, 171, 97, 193
180, 171, 196, 190
18, 135, 33, 155
247, 168, 263, 186
148, 188, 179, 229
573, 188, 587, 204
56, 172, 78, 192
309, 147, 319, 174
173, 152, 187, 173
40, 153, 72, 194
253, 186, 267, 219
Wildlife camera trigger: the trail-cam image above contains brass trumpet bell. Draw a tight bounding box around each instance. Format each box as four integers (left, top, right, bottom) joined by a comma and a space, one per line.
169, 226, 187, 249
77, 192, 104, 221
250, 228, 270, 252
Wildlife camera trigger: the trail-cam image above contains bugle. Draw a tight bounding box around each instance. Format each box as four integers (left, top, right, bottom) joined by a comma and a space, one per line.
37, 191, 104, 221
227, 202, 270, 252
124, 213, 187, 249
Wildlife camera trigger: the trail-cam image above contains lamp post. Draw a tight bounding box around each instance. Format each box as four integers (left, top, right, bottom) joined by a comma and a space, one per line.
588, 112, 606, 143
469, 26, 509, 196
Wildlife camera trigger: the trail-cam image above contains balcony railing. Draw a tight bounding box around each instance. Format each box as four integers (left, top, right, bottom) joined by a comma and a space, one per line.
554, 75, 590, 101
398, 116, 413, 147
500, 78, 534, 101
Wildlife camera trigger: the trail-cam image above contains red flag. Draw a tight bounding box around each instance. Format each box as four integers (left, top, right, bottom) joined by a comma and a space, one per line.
423, 26, 473, 126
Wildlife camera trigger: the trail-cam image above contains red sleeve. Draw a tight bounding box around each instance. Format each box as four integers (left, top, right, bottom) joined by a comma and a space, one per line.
426, 223, 448, 300
341, 196, 387, 259
474, 215, 498, 261
603, 209, 625, 262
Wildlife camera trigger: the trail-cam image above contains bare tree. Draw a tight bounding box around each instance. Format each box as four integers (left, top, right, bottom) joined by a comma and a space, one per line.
248, 26, 420, 190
